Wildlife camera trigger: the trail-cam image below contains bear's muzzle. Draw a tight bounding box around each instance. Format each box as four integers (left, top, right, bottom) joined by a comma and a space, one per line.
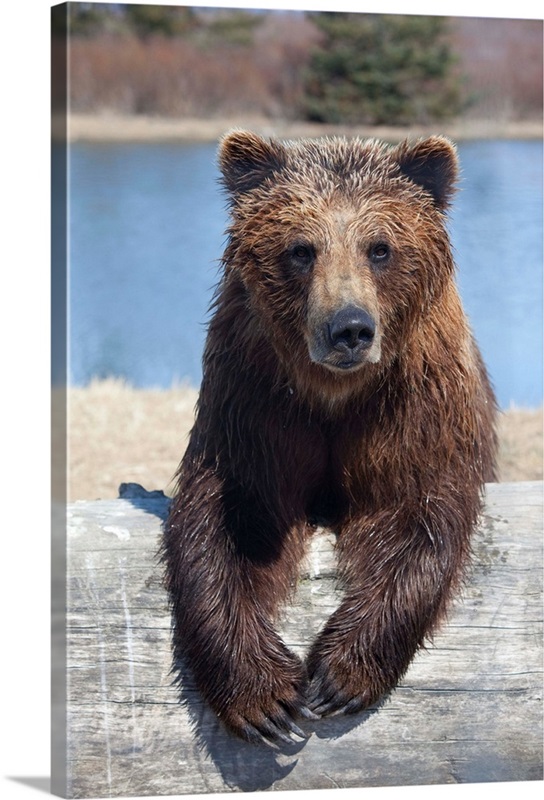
308, 304, 382, 371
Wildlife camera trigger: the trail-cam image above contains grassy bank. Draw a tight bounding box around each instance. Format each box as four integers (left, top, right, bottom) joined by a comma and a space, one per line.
67, 379, 542, 502
64, 113, 544, 144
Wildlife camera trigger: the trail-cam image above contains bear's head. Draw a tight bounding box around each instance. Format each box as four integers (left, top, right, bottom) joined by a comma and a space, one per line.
218, 130, 459, 402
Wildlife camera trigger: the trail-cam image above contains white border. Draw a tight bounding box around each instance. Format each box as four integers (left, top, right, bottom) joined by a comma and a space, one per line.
1, 1, 541, 798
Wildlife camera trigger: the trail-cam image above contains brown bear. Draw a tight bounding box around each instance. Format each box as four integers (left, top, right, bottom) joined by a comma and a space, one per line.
163, 131, 498, 745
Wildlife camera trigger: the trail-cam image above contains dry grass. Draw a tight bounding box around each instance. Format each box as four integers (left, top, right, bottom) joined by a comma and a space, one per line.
66, 112, 543, 145
67, 379, 198, 501
497, 406, 544, 485
66, 379, 543, 502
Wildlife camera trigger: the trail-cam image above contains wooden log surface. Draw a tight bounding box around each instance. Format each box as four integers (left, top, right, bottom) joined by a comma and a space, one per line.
62, 481, 543, 798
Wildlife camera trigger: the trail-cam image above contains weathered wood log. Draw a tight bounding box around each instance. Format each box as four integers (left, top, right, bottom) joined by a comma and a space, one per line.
57, 482, 543, 798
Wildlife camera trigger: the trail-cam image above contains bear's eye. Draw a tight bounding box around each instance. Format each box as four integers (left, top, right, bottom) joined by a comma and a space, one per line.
369, 242, 391, 265
289, 243, 315, 271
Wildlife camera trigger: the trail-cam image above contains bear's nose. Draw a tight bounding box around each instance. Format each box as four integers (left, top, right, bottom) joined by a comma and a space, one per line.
328, 306, 376, 350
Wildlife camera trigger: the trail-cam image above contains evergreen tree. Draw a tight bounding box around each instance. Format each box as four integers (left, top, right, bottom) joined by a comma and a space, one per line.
304, 13, 462, 125
124, 5, 197, 38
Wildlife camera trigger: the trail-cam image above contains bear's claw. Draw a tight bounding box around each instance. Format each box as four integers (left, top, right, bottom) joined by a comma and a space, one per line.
239, 715, 308, 746
234, 697, 313, 746
306, 670, 356, 717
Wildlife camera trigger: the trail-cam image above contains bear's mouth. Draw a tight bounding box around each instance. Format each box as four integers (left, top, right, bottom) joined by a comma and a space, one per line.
307, 342, 382, 372
320, 349, 381, 372
333, 358, 363, 371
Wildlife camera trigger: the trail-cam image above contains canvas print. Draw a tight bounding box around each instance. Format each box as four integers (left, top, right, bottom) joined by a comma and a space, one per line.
51, 2, 543, 797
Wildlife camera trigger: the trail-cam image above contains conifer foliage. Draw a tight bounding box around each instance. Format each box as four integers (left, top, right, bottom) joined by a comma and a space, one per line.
303, 13, 462, 125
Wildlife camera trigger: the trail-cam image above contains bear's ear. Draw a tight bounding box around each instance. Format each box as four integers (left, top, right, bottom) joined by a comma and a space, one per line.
393, 136, 459, 209
218, 130, 286, 197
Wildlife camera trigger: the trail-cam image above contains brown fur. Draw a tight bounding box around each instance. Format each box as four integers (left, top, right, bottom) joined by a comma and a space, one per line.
163, 131, 498, 744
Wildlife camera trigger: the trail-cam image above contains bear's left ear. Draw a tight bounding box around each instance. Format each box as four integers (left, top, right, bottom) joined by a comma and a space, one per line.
218, 130, 286, 197
393, 136, 459, 210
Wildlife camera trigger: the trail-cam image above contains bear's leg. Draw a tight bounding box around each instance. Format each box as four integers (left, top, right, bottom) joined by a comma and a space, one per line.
305, 502, 472, 716
164, 465, 314, 744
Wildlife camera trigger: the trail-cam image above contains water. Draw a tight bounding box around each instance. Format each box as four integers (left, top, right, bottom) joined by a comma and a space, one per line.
449, 140, 543, 409
67, 138, 543, 408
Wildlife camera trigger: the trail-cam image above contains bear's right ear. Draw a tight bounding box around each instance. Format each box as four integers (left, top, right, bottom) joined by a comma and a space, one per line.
393, 136, 459, 210
218, 130, 286, 197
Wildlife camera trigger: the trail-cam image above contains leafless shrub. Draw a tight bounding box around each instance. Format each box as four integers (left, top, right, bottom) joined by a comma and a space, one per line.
451, 17, 543, 120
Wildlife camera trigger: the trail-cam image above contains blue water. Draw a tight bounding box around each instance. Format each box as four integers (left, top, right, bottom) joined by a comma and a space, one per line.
67, 138, 543, 408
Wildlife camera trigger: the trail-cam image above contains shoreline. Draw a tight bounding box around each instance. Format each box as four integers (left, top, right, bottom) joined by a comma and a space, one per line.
60, 113, 543, 144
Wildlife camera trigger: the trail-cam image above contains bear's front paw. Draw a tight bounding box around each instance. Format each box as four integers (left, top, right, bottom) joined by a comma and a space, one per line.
216, 655, 317, 745
305, 648, 387, 718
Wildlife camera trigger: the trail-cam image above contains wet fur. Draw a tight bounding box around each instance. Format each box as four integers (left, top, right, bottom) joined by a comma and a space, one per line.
163, 132, 498, 743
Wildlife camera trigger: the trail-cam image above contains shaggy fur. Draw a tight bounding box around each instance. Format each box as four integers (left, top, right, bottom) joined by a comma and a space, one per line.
163, 131, 498, 744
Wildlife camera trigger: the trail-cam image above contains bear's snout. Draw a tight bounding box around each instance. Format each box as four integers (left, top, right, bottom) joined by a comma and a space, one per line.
307, 304, 381, 372
328, 305, 376, 352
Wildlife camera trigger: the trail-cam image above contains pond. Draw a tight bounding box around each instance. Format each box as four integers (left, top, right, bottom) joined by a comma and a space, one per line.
65, 138, 543, 409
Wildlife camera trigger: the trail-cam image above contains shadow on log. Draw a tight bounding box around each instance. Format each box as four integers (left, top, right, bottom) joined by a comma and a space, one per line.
54, 482, 543, 797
